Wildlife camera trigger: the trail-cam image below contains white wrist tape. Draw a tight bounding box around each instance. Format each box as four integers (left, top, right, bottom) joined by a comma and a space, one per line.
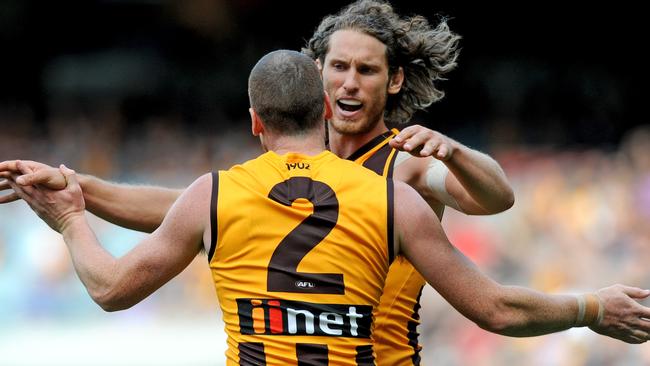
424, 157, 460, 210
394, 151, 460, 210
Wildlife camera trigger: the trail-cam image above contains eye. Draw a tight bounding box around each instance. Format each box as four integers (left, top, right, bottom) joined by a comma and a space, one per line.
358, 66, 374, 75
332, 63, 346, 71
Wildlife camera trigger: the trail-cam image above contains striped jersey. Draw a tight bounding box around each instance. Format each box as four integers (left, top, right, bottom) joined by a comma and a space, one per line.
347, 129, 426, 366
207, 150, 395, 366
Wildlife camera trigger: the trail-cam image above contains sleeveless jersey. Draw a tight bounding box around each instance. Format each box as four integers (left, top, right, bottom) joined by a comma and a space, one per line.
207, 150, 395, 366
347, 129, 426, 366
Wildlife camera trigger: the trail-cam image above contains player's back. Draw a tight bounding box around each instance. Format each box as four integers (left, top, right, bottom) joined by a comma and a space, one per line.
207, 150, 394, 366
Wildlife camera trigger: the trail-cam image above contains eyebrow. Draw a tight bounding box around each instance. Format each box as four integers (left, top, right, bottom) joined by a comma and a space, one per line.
327, 56, 384, 69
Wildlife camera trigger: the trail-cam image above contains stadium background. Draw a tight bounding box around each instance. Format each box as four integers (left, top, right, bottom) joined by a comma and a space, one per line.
1, 1, 648, 365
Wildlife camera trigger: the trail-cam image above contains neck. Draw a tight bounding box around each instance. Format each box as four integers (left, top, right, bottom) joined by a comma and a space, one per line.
327, 121, 389, 159
265, 132, 327, 156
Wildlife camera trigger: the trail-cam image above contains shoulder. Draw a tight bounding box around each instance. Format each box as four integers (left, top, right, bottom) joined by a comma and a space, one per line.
178, 173, 214, 202
392, 180, 436, 225
392, 180, 421, 204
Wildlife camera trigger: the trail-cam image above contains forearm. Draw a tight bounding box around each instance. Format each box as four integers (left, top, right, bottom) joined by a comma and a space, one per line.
482, 286, 583, 337
445, 142, 514, 214
61, 215, 119, 308
78, 174, 183, 232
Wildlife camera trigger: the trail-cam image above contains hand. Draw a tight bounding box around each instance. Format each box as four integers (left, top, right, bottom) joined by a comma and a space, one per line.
0, 160, 66, 204
589, 284, 650, 344
389, 125, 456, 161
7, 164, 85, 233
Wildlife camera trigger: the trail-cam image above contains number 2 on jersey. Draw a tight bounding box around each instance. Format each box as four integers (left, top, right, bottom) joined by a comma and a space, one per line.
266, 177, 344, 294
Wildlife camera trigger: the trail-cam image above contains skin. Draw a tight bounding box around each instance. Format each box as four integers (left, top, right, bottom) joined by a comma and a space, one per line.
320, 29, 514, 217
2, 46, 650, 347
5, 148, 650, 344
0, 33, 514, 228
319, 29, 404, 140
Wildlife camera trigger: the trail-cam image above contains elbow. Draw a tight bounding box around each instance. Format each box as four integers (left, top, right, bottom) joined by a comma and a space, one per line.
472, 294, 522, 336
475, 312, 516, 336
485, 188, 515, 214
90, 287, 134, 312
499, 189, 515, 212
97, 301, 131, 313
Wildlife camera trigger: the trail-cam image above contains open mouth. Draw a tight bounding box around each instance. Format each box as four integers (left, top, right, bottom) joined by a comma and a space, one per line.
337, 99, 363, 112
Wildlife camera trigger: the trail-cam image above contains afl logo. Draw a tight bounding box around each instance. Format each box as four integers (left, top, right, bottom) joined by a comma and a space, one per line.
295, 281, 316, 289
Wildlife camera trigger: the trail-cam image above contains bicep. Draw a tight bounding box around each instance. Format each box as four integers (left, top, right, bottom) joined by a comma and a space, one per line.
115, 174, 211, 296
444, 172, 487, 214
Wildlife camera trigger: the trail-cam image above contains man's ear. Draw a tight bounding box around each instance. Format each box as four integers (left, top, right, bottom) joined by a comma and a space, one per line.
250, 108, 264, 136
388, 66, 404, 95
323, 92, 333, 120
315, 58, 323, 74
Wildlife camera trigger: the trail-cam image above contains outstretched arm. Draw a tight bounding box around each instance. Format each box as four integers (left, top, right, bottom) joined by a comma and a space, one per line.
0, 160, 182, 232
77, 174, 182, 232
389, 125, 514, 215
393, 181, 650, 343
7, 166, 209, 311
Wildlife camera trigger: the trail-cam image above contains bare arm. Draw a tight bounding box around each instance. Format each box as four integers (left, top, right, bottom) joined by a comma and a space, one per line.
8, 165, 209, 311
78, 174, 183, 232
390, 125, 514, 215
393, 181, 650, 343
0, 160, 182, 232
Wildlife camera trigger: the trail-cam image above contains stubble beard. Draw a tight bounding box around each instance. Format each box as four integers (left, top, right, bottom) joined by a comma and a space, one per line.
328, 109, 384, 137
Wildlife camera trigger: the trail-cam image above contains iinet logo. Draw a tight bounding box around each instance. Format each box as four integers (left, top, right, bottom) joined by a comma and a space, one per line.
237, 298, 373, 338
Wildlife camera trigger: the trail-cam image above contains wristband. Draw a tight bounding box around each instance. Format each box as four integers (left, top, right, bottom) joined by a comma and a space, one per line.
575, 294, 602, 326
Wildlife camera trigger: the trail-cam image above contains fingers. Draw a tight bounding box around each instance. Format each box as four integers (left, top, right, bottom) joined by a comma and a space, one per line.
0, 160, 19, 172
0, 160, 37, 173
16, 169, 58, 187
634, 306, 650, 326
10, 163, 68, 190
6, 177, 35, 201
0, 175, 21, 204
625, 335, 647, 344
621, 286, 650, 299
392, 125, 420, 144
634, 317, 650, 334
436, 144, 449, 159
390, 126, 454, 160
391, 128, 432, 155
0, 191, 20, 204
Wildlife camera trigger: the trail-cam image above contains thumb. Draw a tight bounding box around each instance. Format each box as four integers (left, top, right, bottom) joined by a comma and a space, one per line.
59, 164, 79, 189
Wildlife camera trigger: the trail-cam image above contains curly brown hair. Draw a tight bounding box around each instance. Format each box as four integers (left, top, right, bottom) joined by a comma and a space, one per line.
302, 0, 461, 125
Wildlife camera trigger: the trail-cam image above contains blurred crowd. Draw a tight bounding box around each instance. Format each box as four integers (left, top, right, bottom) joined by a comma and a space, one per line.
1, 115, 649, 365
1, 1, 647, 364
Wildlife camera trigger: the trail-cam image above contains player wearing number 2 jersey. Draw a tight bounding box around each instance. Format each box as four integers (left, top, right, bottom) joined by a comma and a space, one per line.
210, 150, 393, 365
1, 2, 516, 364
8, 49, 650, 366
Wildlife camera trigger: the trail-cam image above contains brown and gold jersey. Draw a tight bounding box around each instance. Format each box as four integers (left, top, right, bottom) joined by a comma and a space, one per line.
207, 150, 394, 366
347, 129, 426, 366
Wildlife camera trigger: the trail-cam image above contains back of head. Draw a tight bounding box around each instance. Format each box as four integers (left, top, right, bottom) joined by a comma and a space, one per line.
302, 0, 461, 125
248, 50, 325, 136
